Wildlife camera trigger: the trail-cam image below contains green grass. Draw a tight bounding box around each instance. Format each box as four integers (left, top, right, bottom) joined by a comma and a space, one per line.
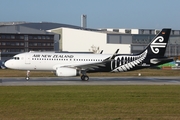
0, 86, 180, 120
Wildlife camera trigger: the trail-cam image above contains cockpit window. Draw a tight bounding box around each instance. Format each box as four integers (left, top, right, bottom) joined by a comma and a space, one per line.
13, 57, 20, 60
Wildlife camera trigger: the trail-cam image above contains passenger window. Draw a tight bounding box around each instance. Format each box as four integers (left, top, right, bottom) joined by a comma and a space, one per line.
13, 57, 20, 60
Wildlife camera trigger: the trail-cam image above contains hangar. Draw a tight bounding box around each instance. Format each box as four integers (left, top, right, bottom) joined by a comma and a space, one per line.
48, 27, 130, 54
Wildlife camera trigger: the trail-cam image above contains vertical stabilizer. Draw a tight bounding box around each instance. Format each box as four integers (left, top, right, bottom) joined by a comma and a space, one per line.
139, 28, 171, 57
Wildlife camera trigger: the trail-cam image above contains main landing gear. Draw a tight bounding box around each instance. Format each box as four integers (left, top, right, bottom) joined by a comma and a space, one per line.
81, 75, 89, 81
80, 70, 89, 81
26, 70, 30, 80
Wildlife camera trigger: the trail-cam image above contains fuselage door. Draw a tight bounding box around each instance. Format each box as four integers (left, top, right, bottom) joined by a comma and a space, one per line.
25, 55, 31, 64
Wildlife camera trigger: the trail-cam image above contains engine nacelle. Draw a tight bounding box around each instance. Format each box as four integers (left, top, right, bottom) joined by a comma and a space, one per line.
56, 67, 80, 77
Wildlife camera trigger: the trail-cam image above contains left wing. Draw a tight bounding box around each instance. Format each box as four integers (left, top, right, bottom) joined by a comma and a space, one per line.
66, 49, 119, 71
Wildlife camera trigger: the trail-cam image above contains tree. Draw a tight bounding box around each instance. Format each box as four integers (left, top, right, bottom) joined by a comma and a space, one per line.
89, 45, 100, 53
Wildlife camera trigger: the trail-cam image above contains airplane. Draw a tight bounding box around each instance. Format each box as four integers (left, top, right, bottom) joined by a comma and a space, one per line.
4, 28, 173, 81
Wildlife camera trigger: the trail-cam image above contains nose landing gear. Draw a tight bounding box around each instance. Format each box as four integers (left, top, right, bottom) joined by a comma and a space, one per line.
26, 70, 30, 80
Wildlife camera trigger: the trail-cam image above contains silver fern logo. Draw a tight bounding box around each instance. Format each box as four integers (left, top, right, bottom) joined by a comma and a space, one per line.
111, 50, 147, 72
150, 36, 166, 54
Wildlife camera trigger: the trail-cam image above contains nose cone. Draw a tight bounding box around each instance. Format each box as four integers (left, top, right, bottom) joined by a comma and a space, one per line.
4, 60, 12, 69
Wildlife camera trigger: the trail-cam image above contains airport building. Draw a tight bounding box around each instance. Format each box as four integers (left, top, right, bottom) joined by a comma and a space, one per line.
102, 28, 180, 57
47, 27, 131, 54
0, 21, 180, 63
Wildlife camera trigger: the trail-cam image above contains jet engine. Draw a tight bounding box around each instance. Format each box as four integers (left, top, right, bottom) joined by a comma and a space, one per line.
56, 67, 80, 77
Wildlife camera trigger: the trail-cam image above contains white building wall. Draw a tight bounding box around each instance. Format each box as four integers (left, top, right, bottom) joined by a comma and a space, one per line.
60, 28, 130, 54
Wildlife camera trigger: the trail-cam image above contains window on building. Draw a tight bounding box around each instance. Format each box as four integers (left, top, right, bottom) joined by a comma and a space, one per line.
11, 35, 15, 39
33, 36, 37, 39
121, 35, 132, 44
1, 35, 5, 39
37, 43, 41, 46
132, 35, 154, 44
29, 36, 33, 40
46, 36, 50, 39
42, 36, 46, 39
11, 42, 15, 46
6, 35, 11, 39
34, 43, 37, 46
38, 36, 41, 39
20, 35, 24, 39
29, 43, 33, 46
50, 36, 54, 39
2, 42, 6, 45
42, 43, 46, 46
20, 42, 24, 46
107, 35, 120, 44
16, 42, 20, 46
47, 43, 50, 46
6, 42, 11, 46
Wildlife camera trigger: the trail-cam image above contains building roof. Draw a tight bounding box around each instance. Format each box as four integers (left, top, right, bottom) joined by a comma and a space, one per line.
0, 21, 100, 33
20, 22, 81, 30
0, 25, 53, 34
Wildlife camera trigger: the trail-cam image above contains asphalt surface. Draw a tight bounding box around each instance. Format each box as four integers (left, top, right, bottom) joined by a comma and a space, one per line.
0, 76, 180, 86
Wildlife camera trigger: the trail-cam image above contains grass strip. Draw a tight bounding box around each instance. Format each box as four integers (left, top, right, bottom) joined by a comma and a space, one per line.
0, 85, 180, 120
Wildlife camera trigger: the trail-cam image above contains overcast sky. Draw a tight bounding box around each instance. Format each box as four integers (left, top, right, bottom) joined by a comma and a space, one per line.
1, 0, 180, 29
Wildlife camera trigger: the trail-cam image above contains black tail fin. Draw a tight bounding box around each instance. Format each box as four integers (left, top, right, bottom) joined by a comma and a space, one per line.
139, 28, 171, 57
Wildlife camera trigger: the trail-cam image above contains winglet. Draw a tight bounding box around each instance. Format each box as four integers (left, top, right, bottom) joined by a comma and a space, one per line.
105, 49, 119, 61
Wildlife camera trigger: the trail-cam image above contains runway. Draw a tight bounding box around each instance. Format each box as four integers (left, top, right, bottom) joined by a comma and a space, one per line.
0, 76, 180, 86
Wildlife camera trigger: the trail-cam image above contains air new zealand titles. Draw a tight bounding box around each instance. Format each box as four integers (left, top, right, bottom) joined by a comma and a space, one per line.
33, 54, 74, 59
